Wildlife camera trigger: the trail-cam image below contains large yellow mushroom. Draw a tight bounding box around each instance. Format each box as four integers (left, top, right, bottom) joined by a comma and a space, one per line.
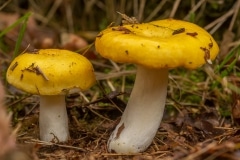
95, 19, 219, 153
7, 49, 95, 142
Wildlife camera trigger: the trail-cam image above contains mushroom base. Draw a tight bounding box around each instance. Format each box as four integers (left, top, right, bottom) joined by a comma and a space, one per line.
107, 66, 168, 153
39, 95, 69, 142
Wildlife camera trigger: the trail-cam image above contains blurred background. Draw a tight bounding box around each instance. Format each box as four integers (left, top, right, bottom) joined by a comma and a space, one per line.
0, 0, 240, 159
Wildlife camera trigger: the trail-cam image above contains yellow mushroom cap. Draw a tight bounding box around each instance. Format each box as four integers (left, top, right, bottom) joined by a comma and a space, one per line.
6, 49, 95, 95
95, 19, 219, 69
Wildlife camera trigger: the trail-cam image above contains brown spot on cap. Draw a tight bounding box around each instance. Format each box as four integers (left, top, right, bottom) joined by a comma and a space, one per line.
208, 39, 213, 49
10, 62, 18, 71
200, 47, 212, 64
112, 26, 131, 34
186, 32, 198, 37
172, 28, 185, 35
20, 73, 23, 80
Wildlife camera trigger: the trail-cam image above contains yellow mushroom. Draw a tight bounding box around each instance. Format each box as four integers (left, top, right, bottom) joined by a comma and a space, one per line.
95, 19, 219, 153
7, 49, 95, 142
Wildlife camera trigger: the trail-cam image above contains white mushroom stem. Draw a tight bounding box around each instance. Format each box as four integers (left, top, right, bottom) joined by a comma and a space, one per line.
39, 95, 69, 142
108, 66, 168, 153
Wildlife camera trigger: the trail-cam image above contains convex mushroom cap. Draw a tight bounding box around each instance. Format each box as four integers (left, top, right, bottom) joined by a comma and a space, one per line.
95, 19, 219, 153
7, 49, 95, 95
95, 19, 219, 69
6, 49, 95, 142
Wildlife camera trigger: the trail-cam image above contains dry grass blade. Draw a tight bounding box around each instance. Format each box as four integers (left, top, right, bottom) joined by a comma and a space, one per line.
42, 0, 63, 26
144, 0, 167, 22
0, 0, 11, 11
228, 0, 240, 31
182, 142, 217, 160
204, 9, 234, 31
117, 11, 139, 24
183, 0, 206, 20
95, 70, 136, 80
26, 139, 87, 152
169, 0, 181, 18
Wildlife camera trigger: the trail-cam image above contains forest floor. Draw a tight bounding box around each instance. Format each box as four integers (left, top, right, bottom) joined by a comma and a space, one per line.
1, 0, 240, 159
